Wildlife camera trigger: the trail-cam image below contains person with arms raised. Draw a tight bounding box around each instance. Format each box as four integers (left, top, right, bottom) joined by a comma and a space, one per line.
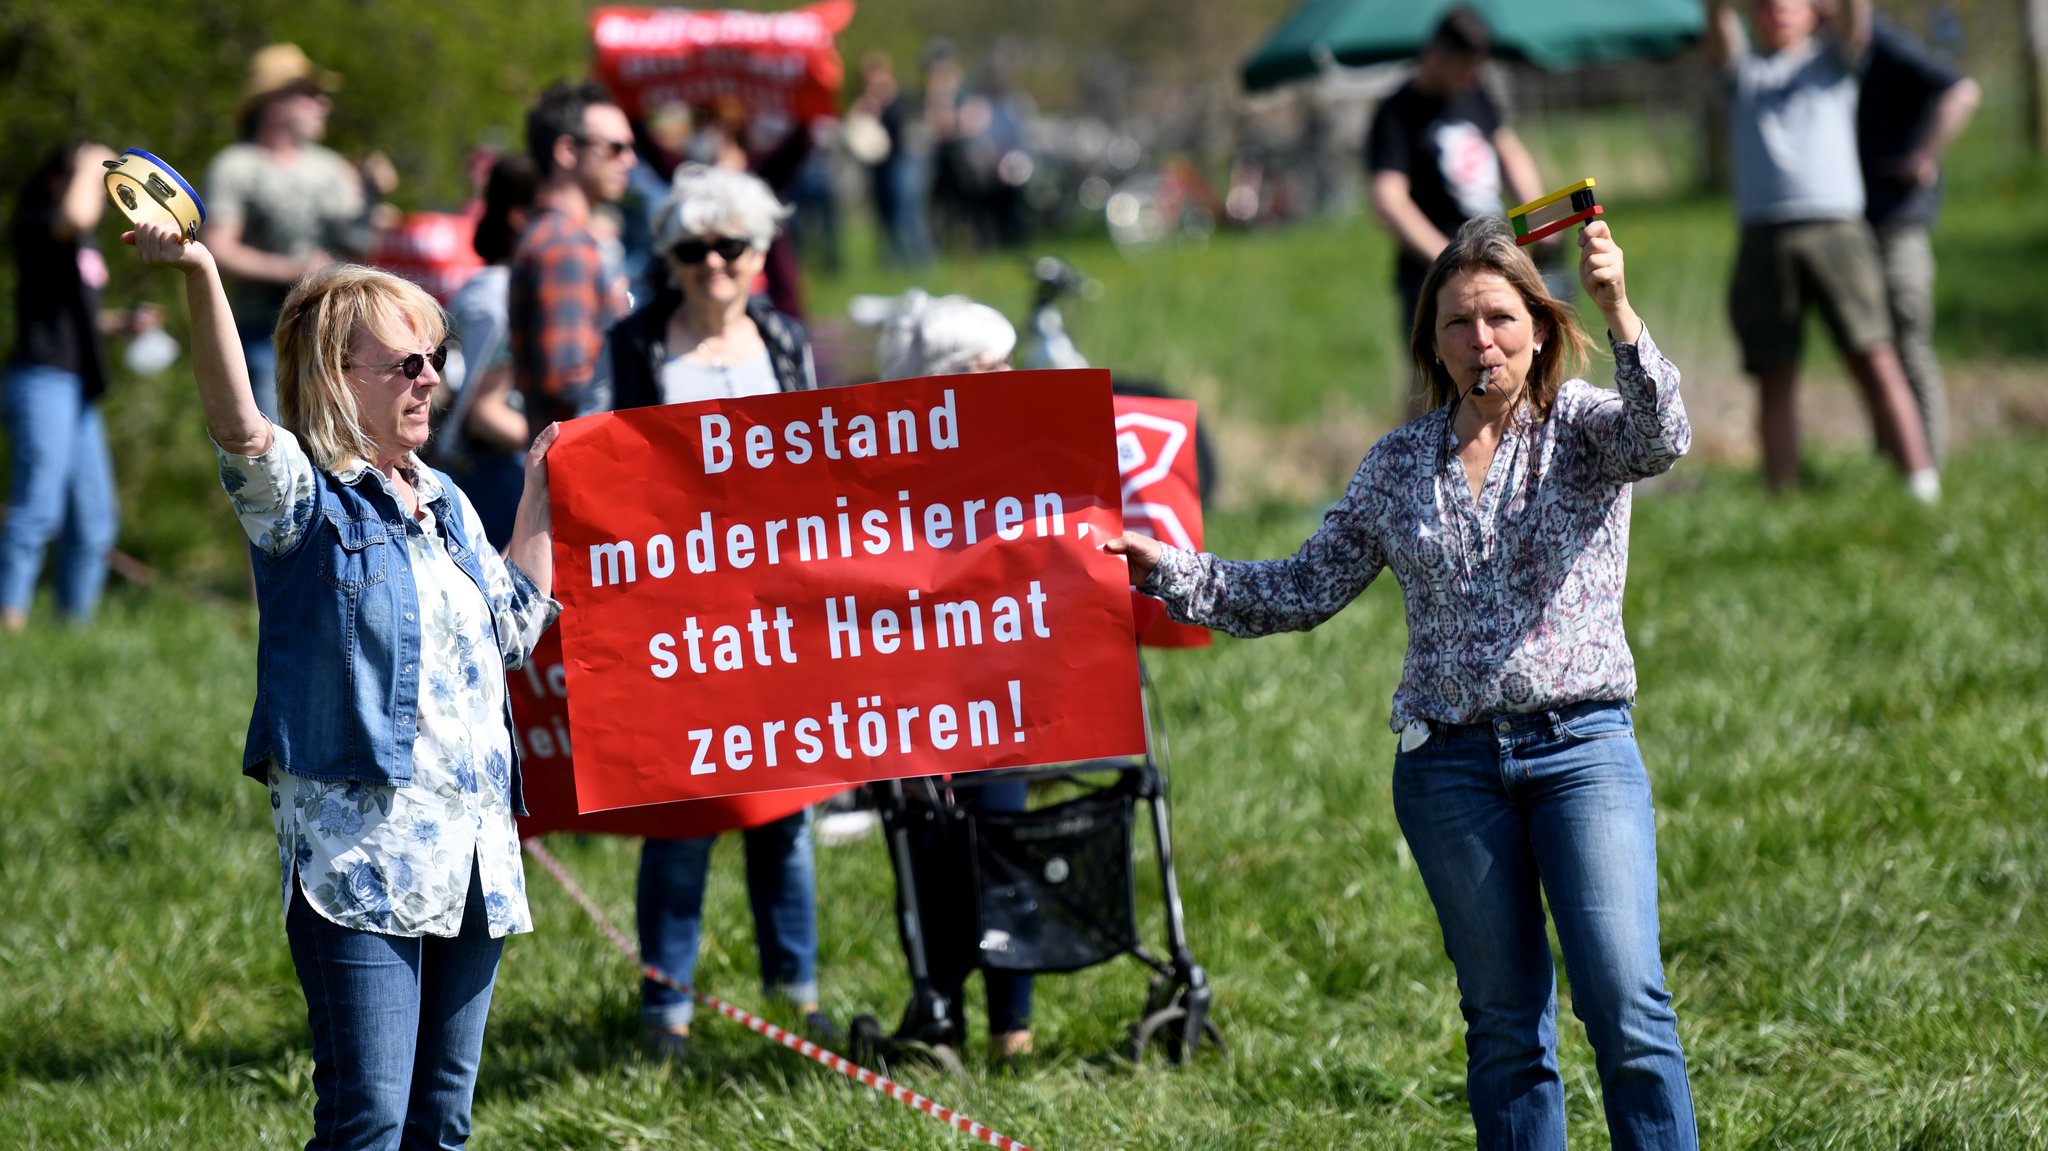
1109, 215, 1698, 1150
127, 213, 559, 1150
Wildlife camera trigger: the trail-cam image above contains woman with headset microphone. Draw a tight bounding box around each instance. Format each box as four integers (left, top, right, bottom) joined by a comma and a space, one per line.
1106, 215, 1699, 1150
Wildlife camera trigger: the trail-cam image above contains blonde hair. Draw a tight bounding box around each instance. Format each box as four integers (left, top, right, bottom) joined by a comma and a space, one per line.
1408, 215, 1592, 418
272, 265, 448, 472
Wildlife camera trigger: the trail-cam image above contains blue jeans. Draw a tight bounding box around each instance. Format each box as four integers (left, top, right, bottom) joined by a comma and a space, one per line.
285, 862, 505, 1151
637, 808, 820, 1029
1392, 701, 1697, 1151
1, 364, 118, 620
244, 334, 281, 422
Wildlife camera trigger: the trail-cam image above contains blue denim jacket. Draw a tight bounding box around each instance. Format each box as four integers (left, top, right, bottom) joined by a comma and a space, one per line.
241, 460, 525, 811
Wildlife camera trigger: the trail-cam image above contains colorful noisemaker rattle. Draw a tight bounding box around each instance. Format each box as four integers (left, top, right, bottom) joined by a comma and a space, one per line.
102, 149, 206, 242
1507, 177, 1600, 246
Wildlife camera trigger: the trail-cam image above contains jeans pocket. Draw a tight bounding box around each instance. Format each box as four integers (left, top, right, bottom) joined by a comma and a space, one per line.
1557, 705, 1633, 742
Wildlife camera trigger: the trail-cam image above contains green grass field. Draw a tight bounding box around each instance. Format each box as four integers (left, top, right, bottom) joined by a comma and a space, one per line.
4, 437, 2045, 1148
6, 98, 2048, 1149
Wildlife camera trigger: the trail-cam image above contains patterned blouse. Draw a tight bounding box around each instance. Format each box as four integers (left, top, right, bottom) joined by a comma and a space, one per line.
1145, 328, 1688, 732
220, 427, 557, 938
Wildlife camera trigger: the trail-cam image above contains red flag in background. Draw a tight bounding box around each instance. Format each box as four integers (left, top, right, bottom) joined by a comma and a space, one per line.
369, 211, 485, 305
546, 369, 1146, 815
590, 2, 853, 132
1113, 395, 1210, 649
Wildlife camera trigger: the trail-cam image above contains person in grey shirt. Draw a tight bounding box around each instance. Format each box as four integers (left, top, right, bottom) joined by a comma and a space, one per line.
202, 44, 387, 419
1707, 0, 1938, 500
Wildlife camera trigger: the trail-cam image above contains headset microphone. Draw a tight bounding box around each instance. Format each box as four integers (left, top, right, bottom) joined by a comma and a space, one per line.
1470, 366, 1493, 397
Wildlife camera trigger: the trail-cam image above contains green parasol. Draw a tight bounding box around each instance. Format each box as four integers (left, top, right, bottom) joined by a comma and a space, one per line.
1242, 0, 1706, 90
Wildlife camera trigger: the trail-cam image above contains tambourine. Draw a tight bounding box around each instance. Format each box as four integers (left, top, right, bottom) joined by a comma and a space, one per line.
102, 149, 206, 242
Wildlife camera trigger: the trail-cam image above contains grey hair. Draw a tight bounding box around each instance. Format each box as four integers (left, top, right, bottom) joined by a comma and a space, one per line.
876, 290, 1017, 379
654, 162, 790, 252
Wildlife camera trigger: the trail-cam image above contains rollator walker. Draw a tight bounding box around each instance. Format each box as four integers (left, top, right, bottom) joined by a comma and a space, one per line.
849, 656, 1224, 1072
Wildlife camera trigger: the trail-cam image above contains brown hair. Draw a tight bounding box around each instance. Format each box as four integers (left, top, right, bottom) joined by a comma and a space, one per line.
1408, 215, 1591, 417
272, 264, 447, 472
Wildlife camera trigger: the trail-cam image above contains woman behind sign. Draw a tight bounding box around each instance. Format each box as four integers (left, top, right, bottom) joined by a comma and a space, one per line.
870, 290, 1037, 1063
126, 216, 560, 1148
581, 163, 835, 1061
1107, 217, 1698, 1150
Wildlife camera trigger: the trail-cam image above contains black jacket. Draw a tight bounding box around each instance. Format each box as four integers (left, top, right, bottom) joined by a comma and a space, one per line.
591, 289, 817, 413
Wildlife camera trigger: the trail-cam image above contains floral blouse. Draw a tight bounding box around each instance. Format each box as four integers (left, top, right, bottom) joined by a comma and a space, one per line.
1145, 328, 1689, 732
220, 426, 557, 938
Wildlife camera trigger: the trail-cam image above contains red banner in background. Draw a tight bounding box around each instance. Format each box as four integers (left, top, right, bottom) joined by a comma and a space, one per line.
1113, 395, 1210, 649
512, 628, 842, 839
370, 211, 485, 305
547, 369, 1146, 814
590, 2, 853, 130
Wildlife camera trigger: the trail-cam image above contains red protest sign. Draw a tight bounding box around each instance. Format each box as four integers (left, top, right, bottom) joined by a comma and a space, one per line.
548, 369, 1146, 813
1114, 395, 1210, 649
370, 210, 484, 304
590, 2, 853, 129
511, 627, 843, 839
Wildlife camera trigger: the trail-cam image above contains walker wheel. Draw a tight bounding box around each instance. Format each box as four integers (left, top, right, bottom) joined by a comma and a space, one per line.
1125, 1004, 1226, 1066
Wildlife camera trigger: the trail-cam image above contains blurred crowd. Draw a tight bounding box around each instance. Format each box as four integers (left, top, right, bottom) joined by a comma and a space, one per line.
5, 6, 1988, 633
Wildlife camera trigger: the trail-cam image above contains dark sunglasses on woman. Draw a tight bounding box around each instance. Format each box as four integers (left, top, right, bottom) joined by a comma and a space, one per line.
670, 236, 753, 265
382, 346, 449, 381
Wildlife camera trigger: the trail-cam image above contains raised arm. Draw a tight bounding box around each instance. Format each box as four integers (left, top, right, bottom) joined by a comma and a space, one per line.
1576, 220, 1689, 480
1705, 0, 1747, 70
1579, 219, 1641, 345
125, 222, 272, 456
1835, 0, 1873, 58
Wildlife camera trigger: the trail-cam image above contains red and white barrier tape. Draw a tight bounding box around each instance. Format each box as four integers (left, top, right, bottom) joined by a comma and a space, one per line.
522, 838, 1038, 1151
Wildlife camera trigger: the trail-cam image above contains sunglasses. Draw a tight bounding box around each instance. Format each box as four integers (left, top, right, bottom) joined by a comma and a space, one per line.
380, 346, 448, 381
577, 136, 634, 159
669, 236, 754, 265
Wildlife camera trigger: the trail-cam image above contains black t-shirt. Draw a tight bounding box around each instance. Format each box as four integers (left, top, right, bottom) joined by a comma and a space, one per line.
1365, 80, 1505, 276
1858, 17, 1964, 229
8, 205, 109, 398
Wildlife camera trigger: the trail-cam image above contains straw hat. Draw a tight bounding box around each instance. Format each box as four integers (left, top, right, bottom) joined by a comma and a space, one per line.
237, 43, 342, 116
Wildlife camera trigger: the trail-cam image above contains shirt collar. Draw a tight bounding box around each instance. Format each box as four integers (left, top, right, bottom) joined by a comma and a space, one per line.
335, 453, 444, 504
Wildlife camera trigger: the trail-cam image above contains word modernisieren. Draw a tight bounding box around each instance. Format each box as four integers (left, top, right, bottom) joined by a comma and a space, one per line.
588, 487, 1067, 587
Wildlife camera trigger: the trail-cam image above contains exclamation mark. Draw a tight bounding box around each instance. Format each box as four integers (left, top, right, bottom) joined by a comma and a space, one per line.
1008, 680, 1025, 742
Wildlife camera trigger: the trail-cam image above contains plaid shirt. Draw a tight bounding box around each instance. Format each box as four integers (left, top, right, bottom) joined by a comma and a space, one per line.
507, 205, 627, 428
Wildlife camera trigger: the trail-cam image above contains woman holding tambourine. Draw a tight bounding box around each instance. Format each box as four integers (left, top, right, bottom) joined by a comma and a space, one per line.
115, 149, 561, 1149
